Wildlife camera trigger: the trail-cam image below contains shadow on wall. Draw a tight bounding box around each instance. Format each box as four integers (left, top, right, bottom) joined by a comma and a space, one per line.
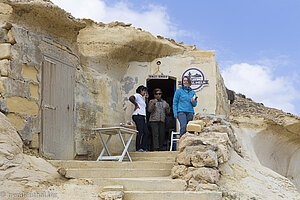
252, 122, 300, 192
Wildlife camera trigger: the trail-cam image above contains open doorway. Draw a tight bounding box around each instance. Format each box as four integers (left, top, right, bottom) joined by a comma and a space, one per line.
146, 78, 176, 151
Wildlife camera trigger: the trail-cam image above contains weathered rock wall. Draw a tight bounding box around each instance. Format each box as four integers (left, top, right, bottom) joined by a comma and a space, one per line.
0, 1, 84, 158
230, 94, 300, 192
171, 115, 300, 199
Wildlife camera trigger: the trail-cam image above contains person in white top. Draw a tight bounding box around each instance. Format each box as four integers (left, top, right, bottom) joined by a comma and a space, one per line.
129, 85, 149, 152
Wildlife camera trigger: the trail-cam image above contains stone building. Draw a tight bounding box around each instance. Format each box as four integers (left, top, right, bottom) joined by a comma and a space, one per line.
0, 0, 229, 160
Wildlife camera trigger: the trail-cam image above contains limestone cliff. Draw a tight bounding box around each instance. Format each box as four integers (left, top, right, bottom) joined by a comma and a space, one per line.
78, 19, 186, 70
230, 93, 300, 192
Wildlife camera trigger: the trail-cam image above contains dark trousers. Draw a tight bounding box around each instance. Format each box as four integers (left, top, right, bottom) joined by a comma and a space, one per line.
150, 121, 165, 150
132, 115, 149, 150
178, 112, 194, 137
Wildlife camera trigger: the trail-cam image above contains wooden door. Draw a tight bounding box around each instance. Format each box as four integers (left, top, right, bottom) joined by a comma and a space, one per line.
41, 56, 75, 159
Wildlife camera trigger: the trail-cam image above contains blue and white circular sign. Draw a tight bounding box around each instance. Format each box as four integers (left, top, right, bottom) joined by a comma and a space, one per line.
180, 67, 209, 91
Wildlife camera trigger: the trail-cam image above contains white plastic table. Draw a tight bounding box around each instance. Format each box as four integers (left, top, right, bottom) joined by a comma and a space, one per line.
91, 127, 137, 162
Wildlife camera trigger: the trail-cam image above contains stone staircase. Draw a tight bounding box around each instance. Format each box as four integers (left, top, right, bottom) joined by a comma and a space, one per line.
50, 151, 222, 200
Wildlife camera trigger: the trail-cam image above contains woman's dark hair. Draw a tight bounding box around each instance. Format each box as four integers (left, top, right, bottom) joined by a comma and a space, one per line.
136, 85, 147, 94
182, 76, 192, 86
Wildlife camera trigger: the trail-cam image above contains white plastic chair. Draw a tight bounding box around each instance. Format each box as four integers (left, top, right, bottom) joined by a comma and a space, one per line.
170, 122, 180, 151
169, 131, 180, 151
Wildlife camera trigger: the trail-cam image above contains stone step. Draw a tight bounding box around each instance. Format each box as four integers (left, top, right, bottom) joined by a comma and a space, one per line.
123, 191, 222, 200
129, 151, 178, 158
49, 160, 174, 169
55, 184, 102, 200
65, 168, 171, 178
131, 156, 175, 162
91, 177, 186, 191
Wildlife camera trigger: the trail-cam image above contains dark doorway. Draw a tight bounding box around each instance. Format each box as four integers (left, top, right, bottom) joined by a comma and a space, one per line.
146, 78, 176, 151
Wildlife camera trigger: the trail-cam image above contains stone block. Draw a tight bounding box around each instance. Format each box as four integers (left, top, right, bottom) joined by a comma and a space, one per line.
7, 29, 16, 44
6, 96, 39, 115
190, 120, 205, 126
171, 165, 188, 179
185, 145, 218, 155
216, 144, 230, 164
0, 77, 6, 93
176, 150, 191, 166
178, 134, 207, 152
99, 191, 124, 200
0, 43, 11, 60
191, 150, 218, 168
3, 77, 29, 97
30, 132, 39, 149
0, 27, 8, 43
22, 64, 38, 82
196, 183, 219, 191
187, 123, 202, 133
0, 4, 13, 22
0, 22, 12, 30
7, 113, 25, 130
203, 124, 230, 133
183, 171, 194, 182
187, 178, 199, 190
199, 131, 229, 144
29, 83, 39, 99
0, 59, 9, 76
193, 167, 219, 184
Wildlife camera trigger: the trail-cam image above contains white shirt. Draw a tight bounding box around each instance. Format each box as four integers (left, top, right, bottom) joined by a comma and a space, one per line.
132, 93, 146, 116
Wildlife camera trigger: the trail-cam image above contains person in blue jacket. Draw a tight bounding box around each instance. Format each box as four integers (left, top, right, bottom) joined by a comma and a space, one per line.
173, 76, 197, 137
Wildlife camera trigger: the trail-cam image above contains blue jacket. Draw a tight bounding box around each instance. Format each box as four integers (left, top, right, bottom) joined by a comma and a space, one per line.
173, 86, 197, 117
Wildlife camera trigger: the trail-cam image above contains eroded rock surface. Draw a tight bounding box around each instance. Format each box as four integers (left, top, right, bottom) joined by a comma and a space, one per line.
171, 115, 300, 199
0, 111, 105, 199
0, 111, 61, 193
229, 94, 300, 194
